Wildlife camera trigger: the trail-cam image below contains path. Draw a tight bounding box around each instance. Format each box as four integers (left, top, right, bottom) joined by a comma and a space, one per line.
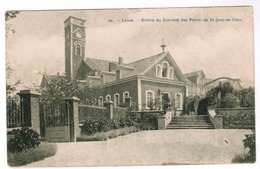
27, 129, 251, 167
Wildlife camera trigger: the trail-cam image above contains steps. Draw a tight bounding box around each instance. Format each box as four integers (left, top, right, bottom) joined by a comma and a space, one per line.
166, 115, 214, 129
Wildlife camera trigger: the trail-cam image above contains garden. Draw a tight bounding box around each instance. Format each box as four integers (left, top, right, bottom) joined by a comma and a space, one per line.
7, 127, 57, 166
77, 113, 159, 142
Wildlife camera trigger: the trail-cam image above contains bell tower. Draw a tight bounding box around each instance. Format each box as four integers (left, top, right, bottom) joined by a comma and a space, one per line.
64, 16, 86, 79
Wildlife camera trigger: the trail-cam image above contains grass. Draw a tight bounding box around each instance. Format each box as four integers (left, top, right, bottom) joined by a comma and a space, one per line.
77, 126, 138, 142
232, 153, 256, 163
8, 143, 57, 166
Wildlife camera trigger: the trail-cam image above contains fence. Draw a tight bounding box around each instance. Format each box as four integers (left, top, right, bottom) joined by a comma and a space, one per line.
6, 99, 24, 128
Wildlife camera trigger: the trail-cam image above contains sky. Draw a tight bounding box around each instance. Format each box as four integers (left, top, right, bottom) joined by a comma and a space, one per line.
6, 7, 254, 88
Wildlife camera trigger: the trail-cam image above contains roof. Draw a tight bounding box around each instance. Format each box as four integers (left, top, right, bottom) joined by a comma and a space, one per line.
41, 74, 67, 86
184, 70, 204, 78
83, 58, 118, 72
126, 52, 167, 76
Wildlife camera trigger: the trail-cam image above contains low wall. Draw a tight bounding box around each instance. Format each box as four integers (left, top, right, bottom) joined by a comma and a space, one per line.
78, 105, 107, 123
207, 108, 223, 129
216, 107, 255, 129
113, 107, 128, 119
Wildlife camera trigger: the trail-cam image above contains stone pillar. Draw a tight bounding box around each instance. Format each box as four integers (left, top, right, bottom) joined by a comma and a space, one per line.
104, 100, 114, 119
63, 97, 80, 142
124, 97, 132, 108
158, 116, 166, 130
17, 90, 41, 134
214, 115, 223, 129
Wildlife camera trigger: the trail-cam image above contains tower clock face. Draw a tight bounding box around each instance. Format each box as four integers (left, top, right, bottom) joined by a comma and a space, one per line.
75, 31, 82, 38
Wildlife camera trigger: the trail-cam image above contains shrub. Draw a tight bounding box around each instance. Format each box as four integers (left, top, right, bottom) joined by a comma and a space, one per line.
81, 117, 110, 135
232, 131, 255, 163
222, 93, 240, 108
8, 143, 57, 166
222, 112, 255, 129
137, 114, 158, 130
7, 127, 41, 153
77, 133, 108, 142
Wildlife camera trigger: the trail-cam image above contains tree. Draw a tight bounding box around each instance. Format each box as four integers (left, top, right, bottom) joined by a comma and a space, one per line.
5, 11, 19, 36
222, 93, 240, 108
234, 87, 255, 107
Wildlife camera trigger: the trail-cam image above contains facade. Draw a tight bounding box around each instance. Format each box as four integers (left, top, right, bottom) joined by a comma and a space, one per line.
60, 16, 187, 111
41, 16, 243, 111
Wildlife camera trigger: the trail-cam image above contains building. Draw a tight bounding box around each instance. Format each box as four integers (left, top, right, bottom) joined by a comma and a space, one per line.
42, 16, 243, 111
61, 16, 188, 111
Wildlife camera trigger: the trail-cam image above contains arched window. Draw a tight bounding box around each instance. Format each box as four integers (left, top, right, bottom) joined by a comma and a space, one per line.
75, 43, 81, 56
156, 65, 161, 77
123, 91, 129, 103
162, 61, 169, 77
114, 93, 120, 107
106, 95, 111, 101
169, 67, 174, 79
98, 96, 103, 107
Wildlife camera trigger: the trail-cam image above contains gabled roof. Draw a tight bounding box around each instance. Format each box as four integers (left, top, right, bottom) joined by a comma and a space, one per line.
126, 52, 167, 76
83, 58, 117, 72
184, 70, 205, 78
41, 74, 67, 86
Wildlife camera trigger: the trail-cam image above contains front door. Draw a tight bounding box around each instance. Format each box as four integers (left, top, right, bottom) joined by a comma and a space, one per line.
162, 93, 170, 110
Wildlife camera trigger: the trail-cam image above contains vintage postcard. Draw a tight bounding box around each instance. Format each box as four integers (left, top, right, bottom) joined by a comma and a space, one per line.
6, 7, 255, 167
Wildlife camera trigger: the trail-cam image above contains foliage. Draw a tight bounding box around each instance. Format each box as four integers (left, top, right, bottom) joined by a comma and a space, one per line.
234, 87, 255, 107
206, 82, 241, 108
137, 113, 158, 130
232, 131, 255, 163
7, 127, 41, 153
221, 112, 255, 129
146, 98, 162, 110
221, 93, 240, 108
81, 115, 137, 135
8, 143, 57, 166
77, 126, 138, 142
184, 96, 196, 114
38, 75, 103, 112
5, 11, 19, 36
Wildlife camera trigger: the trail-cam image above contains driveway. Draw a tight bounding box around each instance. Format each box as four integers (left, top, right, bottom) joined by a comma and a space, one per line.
27, 129, 251, 167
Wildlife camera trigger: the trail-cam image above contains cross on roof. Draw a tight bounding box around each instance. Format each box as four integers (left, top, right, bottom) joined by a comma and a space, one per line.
160, 38, 166, 52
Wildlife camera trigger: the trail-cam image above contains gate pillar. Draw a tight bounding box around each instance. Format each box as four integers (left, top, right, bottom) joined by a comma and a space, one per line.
63, 97, 80, 142
17, 90, 41, 134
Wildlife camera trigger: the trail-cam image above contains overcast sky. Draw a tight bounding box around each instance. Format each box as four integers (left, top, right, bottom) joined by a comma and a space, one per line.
6, 7, 254, 88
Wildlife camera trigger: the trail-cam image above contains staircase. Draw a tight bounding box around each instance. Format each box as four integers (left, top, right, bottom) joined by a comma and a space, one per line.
166, 115, 214, 129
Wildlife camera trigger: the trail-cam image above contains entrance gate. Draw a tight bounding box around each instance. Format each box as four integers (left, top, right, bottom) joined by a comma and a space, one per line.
42, 97, 80, 142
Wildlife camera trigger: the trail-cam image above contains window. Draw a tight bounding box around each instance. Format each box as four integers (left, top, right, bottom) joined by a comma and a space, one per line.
123, 91, 129, 103
162, 61, 169, 77
106, 95, 111, 101
114, 93, 120, 107
146, 90, 155, 109
169, 67, 174, 79
98, 96, 103, 107
156, 65, 161, 77
75, 43, 81, 56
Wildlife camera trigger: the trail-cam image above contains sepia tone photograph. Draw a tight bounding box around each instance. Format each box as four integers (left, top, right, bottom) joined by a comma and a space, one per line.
5, 6, 255, 167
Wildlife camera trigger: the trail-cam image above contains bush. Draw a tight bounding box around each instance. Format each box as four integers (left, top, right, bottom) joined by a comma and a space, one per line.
232, 131, 255, 163
222, 112, 255, 129
137, 114, 158, 130
7, 127, 41, 153
222, 93, 240, 108
8, 143, 57, 166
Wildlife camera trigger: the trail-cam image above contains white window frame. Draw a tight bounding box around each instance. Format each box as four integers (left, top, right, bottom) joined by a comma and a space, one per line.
156, 64, 162, 77
123, 91, 129, 103
75, 43, 82, 56
106, 95, 111, 101
114, 93, 120, 107
98, 96, 103, 107
162, 61, 169, 78
169, 67, 174, 79
145, 90, 155, 109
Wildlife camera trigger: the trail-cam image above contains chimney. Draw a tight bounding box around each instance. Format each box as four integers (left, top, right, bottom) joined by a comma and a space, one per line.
118, 57, 123, 65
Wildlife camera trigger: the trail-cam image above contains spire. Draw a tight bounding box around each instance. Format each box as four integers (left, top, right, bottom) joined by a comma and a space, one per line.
160, 38, 166, 52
